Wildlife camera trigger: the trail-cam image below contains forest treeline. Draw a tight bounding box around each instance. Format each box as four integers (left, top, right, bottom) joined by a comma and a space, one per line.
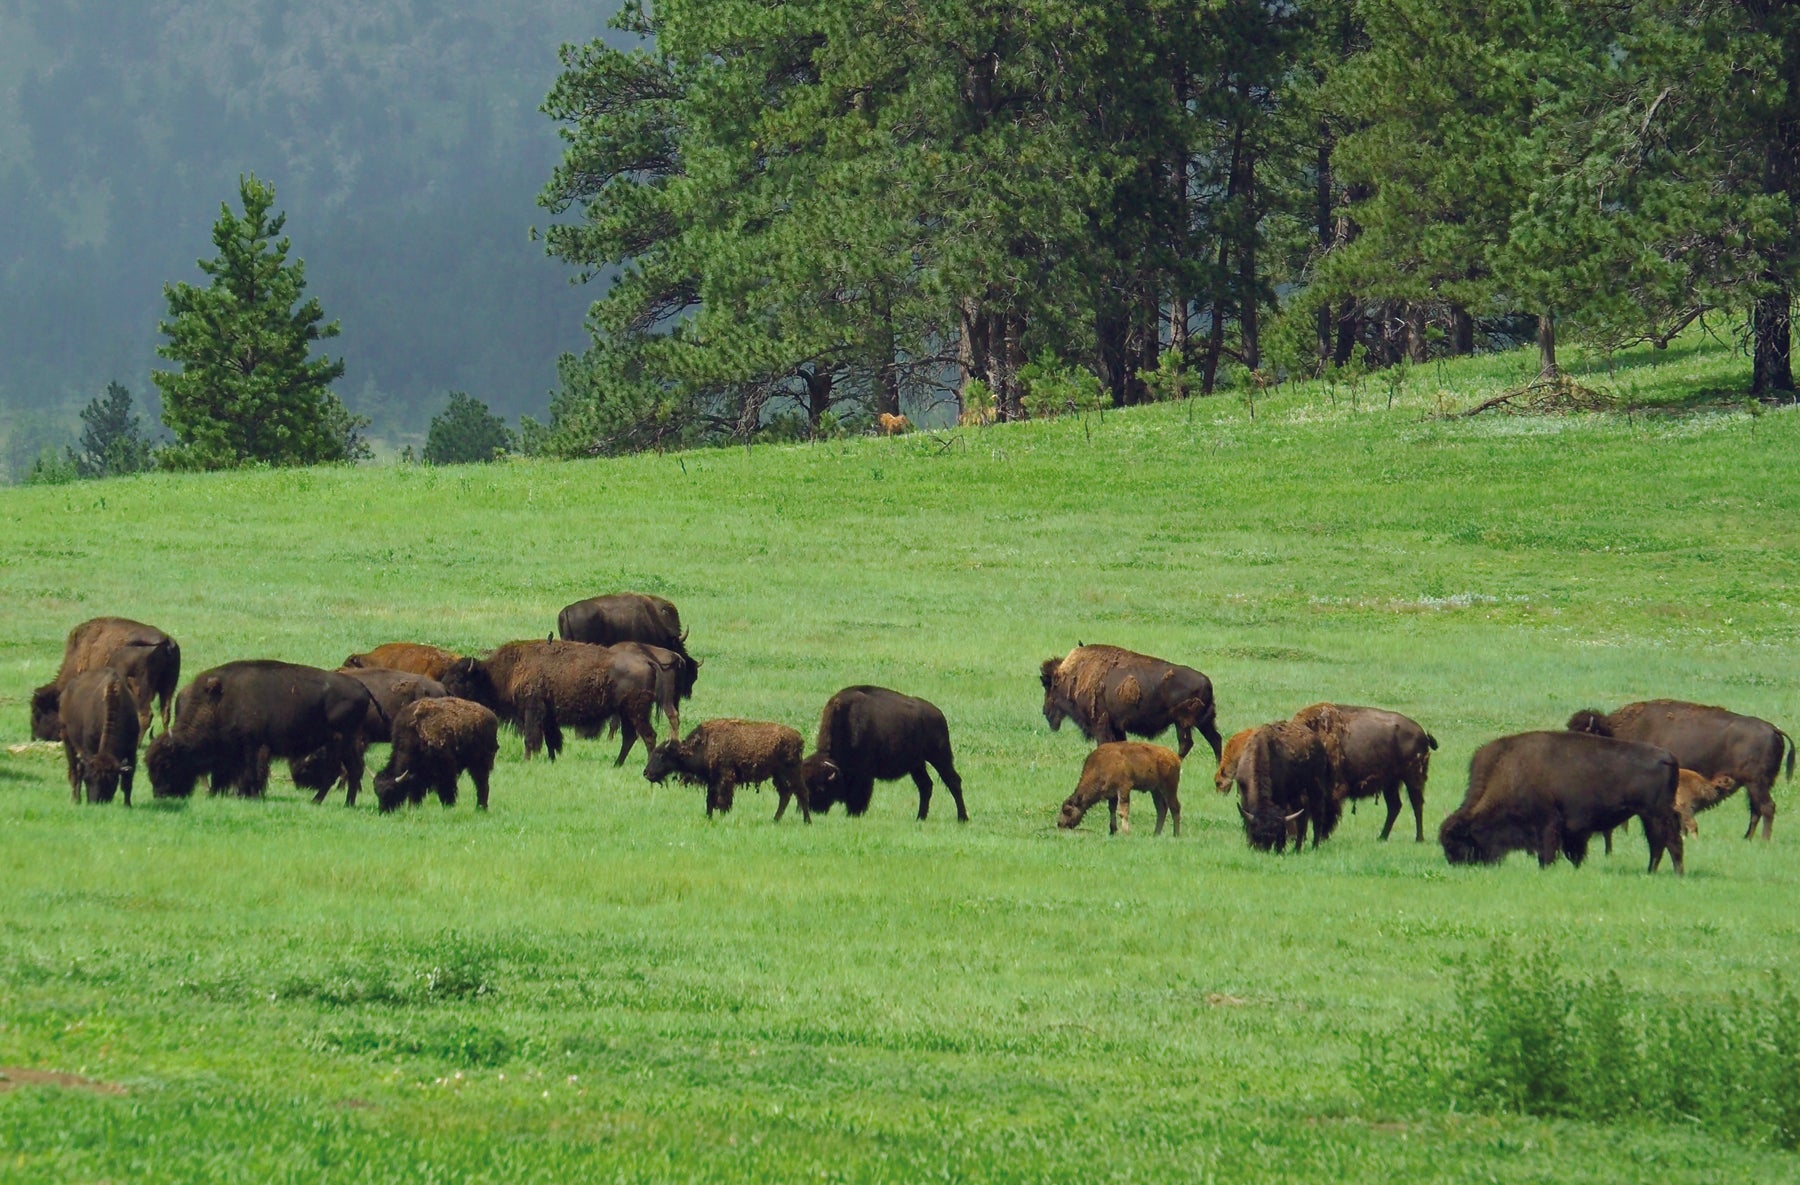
530, 0, 1800, 455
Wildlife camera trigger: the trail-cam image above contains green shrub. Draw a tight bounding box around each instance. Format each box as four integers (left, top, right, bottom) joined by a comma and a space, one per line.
1358, 947, 1800, 1149
423, 391, 514, 464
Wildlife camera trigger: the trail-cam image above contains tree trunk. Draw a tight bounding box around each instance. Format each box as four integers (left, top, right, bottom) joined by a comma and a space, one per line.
1315, 121, 1334, 368
1202, 111, 1248, 395
1333, 299, 1359, 366
958, 298, 991, 415
1537, 312, 1558, 378
1404, 305, 1428, 363
1097, 301, 1131, 408
1236, 111, 1260, 374
1753, 285, 1794, 394
1450, 305, 1475, 355
871, 290, 901, 416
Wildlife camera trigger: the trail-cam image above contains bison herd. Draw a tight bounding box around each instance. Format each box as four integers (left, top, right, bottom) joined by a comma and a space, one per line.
22, 602, 1794, 876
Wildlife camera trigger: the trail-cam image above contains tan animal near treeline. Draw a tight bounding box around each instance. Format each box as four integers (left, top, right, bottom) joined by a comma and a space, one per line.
877, 412, 911, 435
1057, 741, 1182, 836
958, 403, 996, 427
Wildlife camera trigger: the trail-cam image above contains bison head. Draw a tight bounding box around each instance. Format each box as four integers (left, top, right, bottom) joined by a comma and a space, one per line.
81, 753, 127, 804
801, 753, 842, 813
30, 684, 62, 741
1437, 810, 1495, 864
145, 732, 203, 799
1565, 709, 1614, 737
440, 659, 501, 712
289, 747, 343, 794
1056, 794, 1089, 830
1238, 799, 1303, 852
643, 741, 678, 785
1039, 659, 1070, 731
373, 768, 411, 813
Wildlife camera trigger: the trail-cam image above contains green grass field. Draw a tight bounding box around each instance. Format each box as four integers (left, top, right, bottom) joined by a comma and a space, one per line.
4, 337, 1800, 1182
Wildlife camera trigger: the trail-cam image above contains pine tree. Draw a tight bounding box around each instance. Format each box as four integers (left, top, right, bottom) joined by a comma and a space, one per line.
153, 175, 359, 469
423, 392, 515, 464
72, 382, 155, 478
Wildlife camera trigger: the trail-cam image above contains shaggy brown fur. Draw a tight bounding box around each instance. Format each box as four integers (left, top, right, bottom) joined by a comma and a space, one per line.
374, 698, 499, 812
1569, 700, 1793, 840
59, 668, 141, 805
877, 412, 911, 435
1039, 644, 1223, 761
32, 617, 179, 740
342, 642, 466, 681
336, 668, 448, 743
1675, 768, 1741, 836
509, 642, 656, 763
1057, 742, 1182, 836
643, 719, 809, 822
1309, 704, 1438, 842
1214, 728, 1256, 794
1233, 705, 1346, 852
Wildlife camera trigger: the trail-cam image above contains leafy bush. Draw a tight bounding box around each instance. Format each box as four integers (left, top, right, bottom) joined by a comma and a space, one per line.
423, 391, 514, 464
23, 446, 79, 486
1018, 354, 1105, 419
1358, 947, 1800, 1149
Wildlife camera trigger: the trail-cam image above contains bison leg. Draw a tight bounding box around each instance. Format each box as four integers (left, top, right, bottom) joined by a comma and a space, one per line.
910, 766, 934, 820
1744, 781, 1776, 841
773, 767, 810, 824
616, 696, 655, 767
1116, 789, 1132, 835
121, 764, 134, 808
1199, 719, 1223, 765
1406, 777, 1426, 842
1537, 817, 1564, 868
1174, 724, 1194, 761
64, 742, 81, 803
932, 756, 969, 823
1151, 789, 1172, 837
1379, 786, 1402, 842
339, 737, 365, 807
471, 759, 492, 811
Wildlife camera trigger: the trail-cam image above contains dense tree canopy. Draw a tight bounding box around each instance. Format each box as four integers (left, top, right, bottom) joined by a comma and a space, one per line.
533, 0, 1800, 457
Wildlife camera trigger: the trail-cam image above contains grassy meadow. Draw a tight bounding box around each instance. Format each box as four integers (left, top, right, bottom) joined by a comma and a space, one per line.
4, 336, 1800, 1181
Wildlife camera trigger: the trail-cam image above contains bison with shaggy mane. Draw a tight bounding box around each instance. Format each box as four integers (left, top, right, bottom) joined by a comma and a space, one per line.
1039, 644, 1222, 762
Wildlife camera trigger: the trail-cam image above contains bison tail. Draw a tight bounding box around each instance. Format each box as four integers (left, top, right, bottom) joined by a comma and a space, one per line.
1425, 733, 1439, 751
1566, 710, 1613, 737
1783, 729, 1796, 782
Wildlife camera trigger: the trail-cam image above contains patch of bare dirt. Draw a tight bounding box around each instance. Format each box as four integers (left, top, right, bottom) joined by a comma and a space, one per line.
0, 1067, 126, 1095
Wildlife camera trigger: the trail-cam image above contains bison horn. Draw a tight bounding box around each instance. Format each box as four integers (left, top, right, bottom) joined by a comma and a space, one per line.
1237, 803, 1252, 818
1284, 810, 1305, 822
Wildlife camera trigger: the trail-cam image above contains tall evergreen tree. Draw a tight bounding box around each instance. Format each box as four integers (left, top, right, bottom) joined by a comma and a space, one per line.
72, 382, 155, 478
153, 175, 360, 469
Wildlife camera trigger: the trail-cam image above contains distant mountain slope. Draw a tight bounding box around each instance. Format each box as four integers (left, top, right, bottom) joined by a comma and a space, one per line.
0, 0, 625, 451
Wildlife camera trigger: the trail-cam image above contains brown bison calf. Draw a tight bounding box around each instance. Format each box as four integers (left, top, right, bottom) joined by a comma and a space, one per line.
1214, 727, 1256, 794
373, 698, 499, 813
59, 669, 141, 805
643, 719, 810, 822
1058, 741, 1182, 835
1675, 768, 1741, 836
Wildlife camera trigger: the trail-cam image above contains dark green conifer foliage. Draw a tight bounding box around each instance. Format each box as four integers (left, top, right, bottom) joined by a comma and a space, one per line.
71, 383, 156, 478
153, 175, 360, 469
423, 392, 515, 464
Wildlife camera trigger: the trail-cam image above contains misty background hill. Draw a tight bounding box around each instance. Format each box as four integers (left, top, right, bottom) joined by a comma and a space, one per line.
0, 0, 624, 472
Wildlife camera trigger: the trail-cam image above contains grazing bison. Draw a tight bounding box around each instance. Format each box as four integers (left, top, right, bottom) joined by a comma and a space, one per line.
1232, 705, 1346, 852
373, 698, 499, 813
508, 641, 656, 763
1317, 705, 1437, 842
337, 668, 448, 743
58, 669, 140, 805
1675, 768, 1742, 836
1568, 701, 1793, 840
644, 719, 809, 822
31, 617, 180, 740
342, 642, 467, 681
801, 686, 967, 821
556, 593, 699, 694
145, 661, 377, 802
1057, 741, 1182, 836
605, 641, 695, 736
1214, 727, 1256, 794
1439, 730, 1682, 874
1039, 644, 1223, 762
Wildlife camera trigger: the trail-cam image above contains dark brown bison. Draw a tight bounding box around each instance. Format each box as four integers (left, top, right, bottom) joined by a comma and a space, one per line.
342, 642, 467, 681
1568, 701, 1792, 840
336, 668, 448, 743
604, 642, 692, 738
511, 641, 656, 763
58, 669, 141, 805
556, 593, 699, 699
436, 639, 547, 724
145, 661, 378, 802
643, 719, 809, 822
1317, 704, 1436, 842
31, 617, 180, 740
1039, 644, 1222, 762
1231, 705, 1346, 852
1057, 741, 1182, 836
1439, 730, 1683, 874
801, 686, 967, 821
373, 698, 499, 813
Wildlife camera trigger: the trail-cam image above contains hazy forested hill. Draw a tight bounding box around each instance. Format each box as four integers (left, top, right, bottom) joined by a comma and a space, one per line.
0, 0, 623, 468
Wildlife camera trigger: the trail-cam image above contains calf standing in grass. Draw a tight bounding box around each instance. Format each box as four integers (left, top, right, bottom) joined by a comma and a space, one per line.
59, 669, 140, 805
1057, 741, 1182, 836
1675, 768, 1741, 836
374, 698, 499, 813
643, 719, 810, 822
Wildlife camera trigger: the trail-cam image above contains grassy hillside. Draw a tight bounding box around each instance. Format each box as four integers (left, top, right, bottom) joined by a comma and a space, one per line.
3, 336, 1799, 1182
